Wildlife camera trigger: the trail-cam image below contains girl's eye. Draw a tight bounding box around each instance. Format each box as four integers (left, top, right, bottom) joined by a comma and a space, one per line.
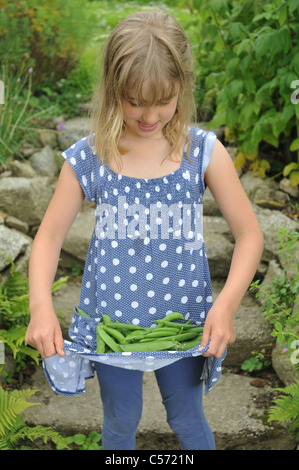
129, 101, 138, 107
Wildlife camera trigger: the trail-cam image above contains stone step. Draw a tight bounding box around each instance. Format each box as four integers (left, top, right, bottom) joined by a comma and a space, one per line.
22, 365, 296, 450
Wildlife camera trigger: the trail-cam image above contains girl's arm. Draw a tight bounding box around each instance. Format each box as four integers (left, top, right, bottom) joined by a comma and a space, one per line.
25, 161, 85, 358
199, 139, 264, 358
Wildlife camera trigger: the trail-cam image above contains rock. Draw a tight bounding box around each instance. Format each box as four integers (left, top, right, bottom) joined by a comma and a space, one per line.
57, 117, 91, 150
212, 282, 274, 367
272, 341, 299, 387
240, 173, 291, 210
0, 176, 55, 226
0, 225, 31, 275
62, 208, 95, 263
203, 216, 234, 278
8, 160, 36, 178
253, 205, 298, 263
279, 177, 299, 199
39, 130, 57, 148
5, 215, 29, 234
29, 146, 57, 180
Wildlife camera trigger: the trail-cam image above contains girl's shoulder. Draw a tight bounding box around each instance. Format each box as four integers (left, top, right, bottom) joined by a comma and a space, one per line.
61, 134, 101, 202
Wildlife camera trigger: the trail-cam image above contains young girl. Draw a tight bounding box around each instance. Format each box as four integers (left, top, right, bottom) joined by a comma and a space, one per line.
25, 11, 264, 450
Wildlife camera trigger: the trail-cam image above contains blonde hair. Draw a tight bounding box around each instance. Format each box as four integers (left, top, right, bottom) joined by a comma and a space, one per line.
89, 11, 196, 169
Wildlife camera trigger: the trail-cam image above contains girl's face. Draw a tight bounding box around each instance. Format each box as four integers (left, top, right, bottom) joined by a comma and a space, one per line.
122, 81, 178, 140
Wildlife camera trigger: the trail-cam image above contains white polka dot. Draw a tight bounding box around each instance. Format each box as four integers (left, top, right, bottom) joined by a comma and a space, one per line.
149, 307, 156, 314
114, 276, 120, 283
196, 296, 203, 303
181, 296, 188, 304
159, 243, 166, 251
100, 284, 106, 290
115, 310, 122, 317
161, 260, 168, 268
86, 281, 90, 288
145, 255, 151, 262
147, 290, 155, 298
113, 258, 120, 266
163, 277, 170, 284
114, 293, 121, 300
131, 302, 139, 309
70, 157, 76, 165
82, 175, 87, 186
194, 147, 199, 157
192, 280, 199, 287
206, 296, 213, 302
111, 240, 118, 248
128, 248, 135, 256
84, 298, 90, 305
179, 279, 185, 287
130, 284, 137, 291
146, 273, 153, 280
80, 150, 86, 159
132, 317, 140, 324
164, 293, 171, 301
129, 266, 136, 274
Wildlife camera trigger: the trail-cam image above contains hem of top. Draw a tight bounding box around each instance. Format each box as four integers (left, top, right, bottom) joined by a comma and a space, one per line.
43, 366, 94, 396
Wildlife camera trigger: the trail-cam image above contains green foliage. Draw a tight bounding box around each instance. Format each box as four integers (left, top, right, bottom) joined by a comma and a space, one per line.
250, 228, 298, 348
249, 228, 299, 439
241, 347, 271, 372
0, 0, 94, 85
0, 58, 46, 164
62, 430, 103, 450
0, 261, 68, 368
268, 379, 299, 441
189, 0, 299, 185
0, 387, 68, 449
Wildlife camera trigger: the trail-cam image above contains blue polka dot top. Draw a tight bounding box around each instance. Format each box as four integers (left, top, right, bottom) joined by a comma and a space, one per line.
42, 127, 227, 396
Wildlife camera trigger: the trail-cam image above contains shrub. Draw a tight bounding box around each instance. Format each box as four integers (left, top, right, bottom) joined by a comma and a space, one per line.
0, 0, 94, 85
190, 0, 299, 186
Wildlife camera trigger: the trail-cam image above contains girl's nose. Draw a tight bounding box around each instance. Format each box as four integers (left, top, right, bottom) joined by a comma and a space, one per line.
141, 107, 158, 124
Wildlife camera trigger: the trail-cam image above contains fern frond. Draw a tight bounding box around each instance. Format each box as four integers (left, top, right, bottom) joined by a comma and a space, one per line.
0, 415, 69, 450
0, 388, 40, 436
268, 379, 299, 430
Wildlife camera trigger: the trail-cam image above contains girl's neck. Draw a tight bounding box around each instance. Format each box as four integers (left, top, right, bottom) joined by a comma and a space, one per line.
110, 132, 184, 179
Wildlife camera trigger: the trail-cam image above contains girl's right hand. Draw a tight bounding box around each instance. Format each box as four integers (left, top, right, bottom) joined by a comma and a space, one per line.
25, 312, 65, 359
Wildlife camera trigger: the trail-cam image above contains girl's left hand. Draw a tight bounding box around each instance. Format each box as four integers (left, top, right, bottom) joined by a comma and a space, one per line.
198, 303, 235, 358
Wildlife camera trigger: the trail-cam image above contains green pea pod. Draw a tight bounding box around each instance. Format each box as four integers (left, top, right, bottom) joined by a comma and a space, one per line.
75, 307, 90, 318
120, 340, 175, 353
96, 328, 106, 354
102, 325, 126, 343
96, 326, 122, 352
154, 320, 196, 329
106, 322, 145, 331
122, 329, 148, 342
141, 329, 181, 339
176, 335, 203, 351
102, 314, 112, 325
154, 312, 184, 323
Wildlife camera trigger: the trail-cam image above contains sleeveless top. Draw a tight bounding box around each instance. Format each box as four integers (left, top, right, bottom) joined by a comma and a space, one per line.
42, 127, 227, 396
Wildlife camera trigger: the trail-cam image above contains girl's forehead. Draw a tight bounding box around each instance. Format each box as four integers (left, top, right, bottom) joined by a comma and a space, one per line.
124, 79, 179, 104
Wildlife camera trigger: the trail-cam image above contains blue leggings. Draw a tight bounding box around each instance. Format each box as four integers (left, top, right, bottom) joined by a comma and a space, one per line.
94, 356, 215, 450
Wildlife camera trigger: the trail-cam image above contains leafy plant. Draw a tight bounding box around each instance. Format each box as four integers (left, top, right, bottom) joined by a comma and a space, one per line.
268, 379, 299, 441
0, 260, 68, 368
241, 346, 272, 372
0, 386, 68, 450
61, 430, 103, 450
249, 228, 299, 440
189, 0, 299, 186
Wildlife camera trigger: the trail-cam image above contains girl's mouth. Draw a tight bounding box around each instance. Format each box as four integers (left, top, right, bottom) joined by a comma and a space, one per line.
137, 121, 159, 132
